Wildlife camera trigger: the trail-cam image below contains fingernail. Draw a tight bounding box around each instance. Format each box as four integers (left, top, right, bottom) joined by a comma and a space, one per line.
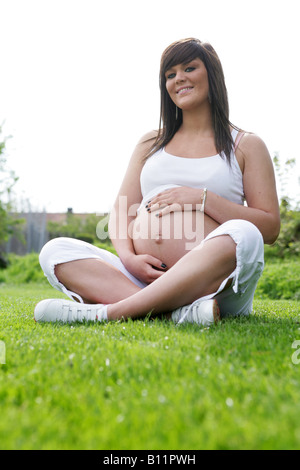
147, 208, 150, 212
161, 263, 167, 268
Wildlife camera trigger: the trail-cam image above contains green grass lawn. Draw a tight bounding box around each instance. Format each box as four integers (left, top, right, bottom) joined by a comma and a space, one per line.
0, 283, 300, 450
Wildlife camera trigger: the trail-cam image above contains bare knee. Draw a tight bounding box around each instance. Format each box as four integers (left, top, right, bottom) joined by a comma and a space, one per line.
206, 234, 236, 267
54, 261, 74, 284
194, 235, 237, 284
195, 234, 236, 257
54, 260, 102, 304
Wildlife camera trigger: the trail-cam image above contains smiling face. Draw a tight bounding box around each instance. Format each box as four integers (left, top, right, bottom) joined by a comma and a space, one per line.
155, 39, 232, 162
165, 58, 210, 111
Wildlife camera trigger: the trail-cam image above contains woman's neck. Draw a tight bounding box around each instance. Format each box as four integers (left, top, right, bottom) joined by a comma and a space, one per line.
180, 105, 213, 136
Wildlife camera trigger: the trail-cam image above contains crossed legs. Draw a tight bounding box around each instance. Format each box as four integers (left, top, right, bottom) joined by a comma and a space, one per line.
55, 235, 236, 321
55, 258, 142, 304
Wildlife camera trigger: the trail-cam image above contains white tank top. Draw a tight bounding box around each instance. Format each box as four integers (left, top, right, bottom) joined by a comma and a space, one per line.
139, 128, 244, 211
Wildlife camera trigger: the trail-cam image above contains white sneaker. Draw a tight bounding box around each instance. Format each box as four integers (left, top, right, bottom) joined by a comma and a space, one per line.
171, 299, 220, 326
34, 299, 107, 323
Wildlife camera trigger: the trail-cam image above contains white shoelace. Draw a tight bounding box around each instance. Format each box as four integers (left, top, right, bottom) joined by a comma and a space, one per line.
176, 299, 199, 325
61, 303, 101, 322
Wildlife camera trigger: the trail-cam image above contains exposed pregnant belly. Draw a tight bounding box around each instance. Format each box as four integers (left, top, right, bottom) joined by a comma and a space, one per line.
131, 206, 219, 268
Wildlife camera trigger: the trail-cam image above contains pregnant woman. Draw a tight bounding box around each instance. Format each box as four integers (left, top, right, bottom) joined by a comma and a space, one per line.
34, 38, 280, 326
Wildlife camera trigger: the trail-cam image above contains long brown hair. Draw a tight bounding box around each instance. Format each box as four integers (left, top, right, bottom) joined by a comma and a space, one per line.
146, 38, 238, 163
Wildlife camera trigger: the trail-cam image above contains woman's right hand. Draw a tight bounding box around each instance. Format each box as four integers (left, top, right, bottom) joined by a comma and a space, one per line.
123, 253, 167, 284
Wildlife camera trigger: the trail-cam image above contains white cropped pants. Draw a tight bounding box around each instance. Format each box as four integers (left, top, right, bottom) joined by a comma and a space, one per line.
39, 219, 264, 318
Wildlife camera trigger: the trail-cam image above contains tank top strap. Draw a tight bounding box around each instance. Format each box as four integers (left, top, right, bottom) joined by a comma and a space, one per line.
231, 128, 239, 143
231, 128, 245, 152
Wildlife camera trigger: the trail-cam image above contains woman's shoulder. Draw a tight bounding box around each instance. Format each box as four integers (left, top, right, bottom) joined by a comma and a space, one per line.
233, 131, 272, 174
137, 129, 159, 145
237, 132, 269, 153
128, 130, 159, 167
132, 130, 159, 163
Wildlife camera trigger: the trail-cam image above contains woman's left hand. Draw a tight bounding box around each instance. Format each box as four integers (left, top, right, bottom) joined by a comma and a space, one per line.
146, 186, 203, 217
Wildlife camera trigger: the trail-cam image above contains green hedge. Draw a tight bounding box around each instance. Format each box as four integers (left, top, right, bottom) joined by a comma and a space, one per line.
0, 253, 46, 284
256, 259, 300, 301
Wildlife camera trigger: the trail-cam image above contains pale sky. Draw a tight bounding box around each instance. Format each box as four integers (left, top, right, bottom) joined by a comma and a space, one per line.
0, 0, 299, 214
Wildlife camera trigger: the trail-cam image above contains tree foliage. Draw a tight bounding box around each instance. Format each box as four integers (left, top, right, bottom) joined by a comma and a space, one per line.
0, 129, 19, 237
47, 211, 109, 245
265, 155, 300, 259
0, 126, 24, 265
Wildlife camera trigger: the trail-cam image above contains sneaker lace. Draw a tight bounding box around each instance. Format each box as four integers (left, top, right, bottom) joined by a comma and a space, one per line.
63, 303, 96, 322
176, 299, 198, 325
